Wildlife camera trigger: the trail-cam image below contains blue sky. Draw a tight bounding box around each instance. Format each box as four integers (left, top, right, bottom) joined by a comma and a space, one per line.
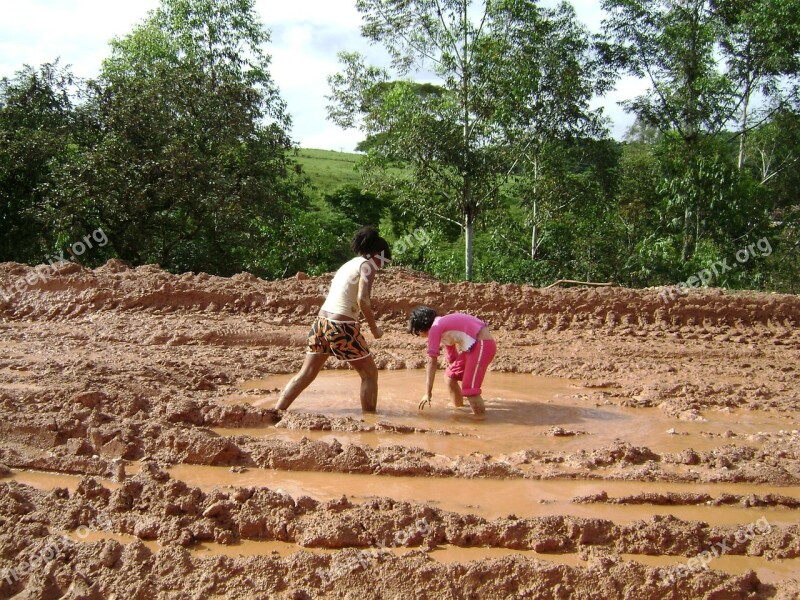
0, 0, 643, 152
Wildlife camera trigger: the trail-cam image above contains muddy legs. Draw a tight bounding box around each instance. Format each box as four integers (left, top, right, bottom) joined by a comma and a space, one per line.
277, 353, 328, 410
351, 354, 378, 412
277, 353, 378, 413
466, 395, 486, 416
446, 376, 464, 407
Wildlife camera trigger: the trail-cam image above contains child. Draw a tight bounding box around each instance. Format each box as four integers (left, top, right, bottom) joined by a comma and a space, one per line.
277, 227, 391, 412
408, 306, 496, 415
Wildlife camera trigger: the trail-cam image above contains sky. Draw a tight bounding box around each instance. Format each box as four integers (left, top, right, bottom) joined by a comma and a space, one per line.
0, 0, 646, 152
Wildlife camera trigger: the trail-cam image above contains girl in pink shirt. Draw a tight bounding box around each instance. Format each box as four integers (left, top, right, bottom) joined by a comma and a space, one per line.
408, 306, 496, 415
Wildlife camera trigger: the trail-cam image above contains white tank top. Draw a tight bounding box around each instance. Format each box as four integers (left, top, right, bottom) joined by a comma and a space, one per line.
320, 256, 368, 320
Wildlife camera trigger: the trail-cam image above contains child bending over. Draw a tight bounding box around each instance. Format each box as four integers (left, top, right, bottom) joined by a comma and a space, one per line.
408, 306, 496, 415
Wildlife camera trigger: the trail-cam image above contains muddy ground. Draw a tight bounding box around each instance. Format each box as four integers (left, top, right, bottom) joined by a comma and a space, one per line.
0, 260, 799, 599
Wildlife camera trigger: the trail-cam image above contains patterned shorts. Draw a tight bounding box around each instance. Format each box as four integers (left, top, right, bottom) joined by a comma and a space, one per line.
305, 317, 370, 361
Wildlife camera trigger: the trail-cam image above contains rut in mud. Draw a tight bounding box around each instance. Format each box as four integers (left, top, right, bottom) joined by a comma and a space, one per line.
0, 260, 799, 599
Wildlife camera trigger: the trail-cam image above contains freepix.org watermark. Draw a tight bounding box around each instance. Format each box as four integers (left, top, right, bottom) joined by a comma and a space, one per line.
659, 237, 772, 304
657, 516, 772, 587
357, 227, 431, 278
315, 517, 431, 587
0, 228, 108, 303
316, 227, 430, 296
2, 513, 112, 586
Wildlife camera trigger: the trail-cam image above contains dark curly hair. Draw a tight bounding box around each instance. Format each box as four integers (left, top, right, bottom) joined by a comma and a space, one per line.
351, 226, 392, 261
408, 305, 437, 335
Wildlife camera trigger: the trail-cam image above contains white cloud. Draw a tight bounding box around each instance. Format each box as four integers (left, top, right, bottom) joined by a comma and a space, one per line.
0, 0, 159, 76
595, 74, 652, 139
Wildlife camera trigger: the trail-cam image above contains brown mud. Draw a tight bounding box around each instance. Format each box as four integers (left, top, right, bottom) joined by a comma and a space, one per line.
1, 260, 799, 599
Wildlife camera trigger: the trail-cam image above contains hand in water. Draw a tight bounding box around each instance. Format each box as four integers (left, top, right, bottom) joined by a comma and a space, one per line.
418, 394, 431, 410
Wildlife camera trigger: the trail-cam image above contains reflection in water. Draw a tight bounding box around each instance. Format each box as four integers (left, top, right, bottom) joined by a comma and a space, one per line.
226, 371, 798, 456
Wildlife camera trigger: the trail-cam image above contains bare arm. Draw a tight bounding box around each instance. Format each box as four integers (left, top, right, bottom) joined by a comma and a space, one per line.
357, 261, 382, 338
425, 354, 437, 396
419, 354, 438, 409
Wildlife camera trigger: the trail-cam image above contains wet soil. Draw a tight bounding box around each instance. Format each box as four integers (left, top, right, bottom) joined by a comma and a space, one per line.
1, 260, 799, 599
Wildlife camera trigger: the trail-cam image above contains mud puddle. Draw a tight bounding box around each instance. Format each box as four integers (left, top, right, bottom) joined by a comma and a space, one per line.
2, 469, 121, 492
621, 553, 800, 586
434, 548, 797, 587
62, 529, 161, 553
223, 371, 795, 456
166, 464, 800, 526
60, 529, 797, 585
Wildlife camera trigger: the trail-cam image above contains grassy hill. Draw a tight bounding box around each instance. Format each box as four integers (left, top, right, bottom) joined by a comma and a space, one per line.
293, 148, 364, 205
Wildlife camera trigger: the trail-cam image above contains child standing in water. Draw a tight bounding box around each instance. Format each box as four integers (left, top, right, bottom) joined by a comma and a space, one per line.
277, 227, 391, 412
408, 306, 496, 415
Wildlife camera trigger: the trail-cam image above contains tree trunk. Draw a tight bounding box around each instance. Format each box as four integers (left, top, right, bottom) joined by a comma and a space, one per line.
696, 204, 701, 252
461, 0, 472, 282
738, 79, 751, 170
531, 197, 539, 259
465, 214, 474, 281
531, 155, 539, 259
682, 206, 692, 262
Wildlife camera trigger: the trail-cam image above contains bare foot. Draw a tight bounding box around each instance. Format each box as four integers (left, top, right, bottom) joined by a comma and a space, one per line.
466, 395, 485, 415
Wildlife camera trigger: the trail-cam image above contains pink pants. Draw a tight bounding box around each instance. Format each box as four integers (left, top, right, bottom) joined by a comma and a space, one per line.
444, 340, 497, 396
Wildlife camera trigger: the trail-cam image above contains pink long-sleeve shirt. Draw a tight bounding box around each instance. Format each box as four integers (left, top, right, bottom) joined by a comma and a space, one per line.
427, 313, 487, 360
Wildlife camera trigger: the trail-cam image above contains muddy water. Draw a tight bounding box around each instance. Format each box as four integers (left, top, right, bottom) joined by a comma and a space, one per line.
621, 553, 800, 586
10, 471, 797, 584
62, 529, 161, 554
9, 465, 798, 530
2, 470, 120, 492
226, 371, 798, 456
166, 464, 800, 527
59, 529, 797, 584
435, 548, 797, 586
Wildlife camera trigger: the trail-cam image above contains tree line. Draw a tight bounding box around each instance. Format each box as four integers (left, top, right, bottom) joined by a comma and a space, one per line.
1, 0, 799, 292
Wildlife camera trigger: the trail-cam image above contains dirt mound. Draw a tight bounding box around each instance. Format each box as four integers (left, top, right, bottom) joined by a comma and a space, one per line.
3, 261, 800, 332
1, 261, 799, 598
1, 473, 796, 598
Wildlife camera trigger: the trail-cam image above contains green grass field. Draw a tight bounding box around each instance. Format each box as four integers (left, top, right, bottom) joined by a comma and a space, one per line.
293, 148, 364, 204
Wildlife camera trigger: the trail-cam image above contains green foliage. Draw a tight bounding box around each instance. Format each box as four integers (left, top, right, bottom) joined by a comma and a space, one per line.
257, 211, 357, 277
323, 184, 387, 228
0, 61, 81, 263
1, 0, 798, 296
601, 0, 800, 264
58, 0, 303, 276
602, 0, 736, 139
329, 0, 610, 280
407, 230, 466, 283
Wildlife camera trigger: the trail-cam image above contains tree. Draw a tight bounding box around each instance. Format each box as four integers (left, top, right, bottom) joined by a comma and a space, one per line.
744, 105, 800, 291
601, 0, 800, 263
714, 0, 800, 169
328, 0, 609, 280
601, 0, 738, 262
323, 184, 387, 227
477, 0, 614, 261
504, 137, 623, 283
58, 0, 304, 275
0, 61, 80, 262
